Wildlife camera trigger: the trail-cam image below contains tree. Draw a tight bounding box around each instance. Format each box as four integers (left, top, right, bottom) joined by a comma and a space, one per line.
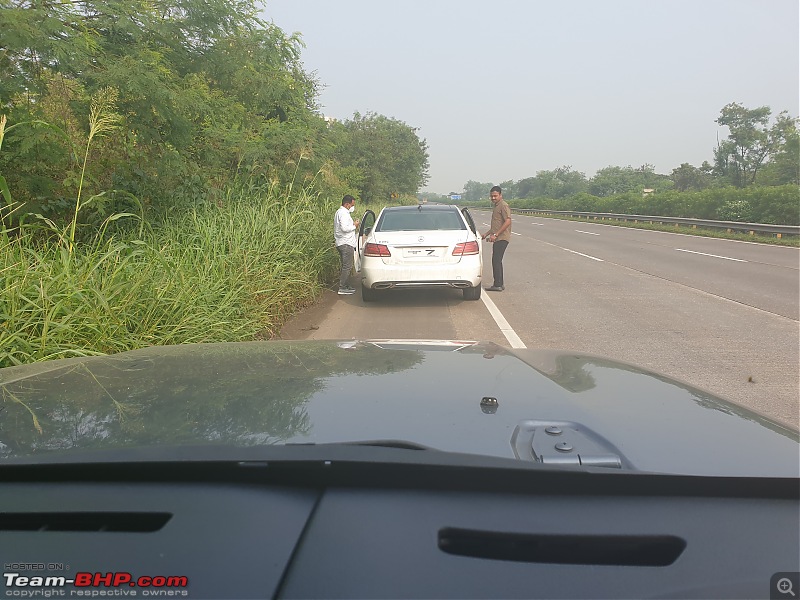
498, 180, 516, 199
713, 103, 793, 187
588, 164, 671, 197
335, 112, 429, 203
670, 163, 711, 192
0, 0, 324, 217
522, 166, 588, 199
757, 114, 799, 186
461, 180, 495, 201
515, 177, 537, 199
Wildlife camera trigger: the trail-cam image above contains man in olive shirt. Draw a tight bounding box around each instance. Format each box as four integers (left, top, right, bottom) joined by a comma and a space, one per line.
482, 185, 512, 291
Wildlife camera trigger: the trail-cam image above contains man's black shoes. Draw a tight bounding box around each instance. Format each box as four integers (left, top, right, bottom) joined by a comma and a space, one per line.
485, 286, 504, 292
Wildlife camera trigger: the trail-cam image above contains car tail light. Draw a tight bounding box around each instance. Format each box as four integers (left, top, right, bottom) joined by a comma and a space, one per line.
453, 241, 479, 256
364, 243, 391, 257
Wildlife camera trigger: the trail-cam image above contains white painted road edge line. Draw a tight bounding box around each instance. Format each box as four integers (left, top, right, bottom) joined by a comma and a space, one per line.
675, 248, 747, 262
481, 292, 527, 349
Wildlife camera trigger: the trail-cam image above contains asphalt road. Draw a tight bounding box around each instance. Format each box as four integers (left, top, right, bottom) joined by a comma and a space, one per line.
280, 214, 799, 429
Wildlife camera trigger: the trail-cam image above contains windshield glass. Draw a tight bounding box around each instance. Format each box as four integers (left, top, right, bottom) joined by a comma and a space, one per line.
377, 210, 467, 232
0, 0, 797, 480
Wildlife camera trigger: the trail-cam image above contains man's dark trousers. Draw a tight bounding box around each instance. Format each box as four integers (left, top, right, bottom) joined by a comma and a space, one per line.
491, 240, 508, 287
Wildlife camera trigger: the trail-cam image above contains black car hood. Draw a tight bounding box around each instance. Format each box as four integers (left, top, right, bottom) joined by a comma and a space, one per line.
0, 340, 797, 477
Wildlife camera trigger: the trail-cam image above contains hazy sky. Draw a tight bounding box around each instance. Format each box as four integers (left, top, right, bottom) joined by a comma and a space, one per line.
261, 0, 799, 194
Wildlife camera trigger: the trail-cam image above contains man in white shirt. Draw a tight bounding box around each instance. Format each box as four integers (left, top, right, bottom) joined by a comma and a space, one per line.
334, 195, 360, 295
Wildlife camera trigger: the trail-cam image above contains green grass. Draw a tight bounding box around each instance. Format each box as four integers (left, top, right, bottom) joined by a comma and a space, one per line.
0, 94, 422, 369
1, 183, 340, 368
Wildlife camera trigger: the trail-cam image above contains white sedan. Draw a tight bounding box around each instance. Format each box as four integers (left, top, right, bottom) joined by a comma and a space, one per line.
356, 204, 483, 302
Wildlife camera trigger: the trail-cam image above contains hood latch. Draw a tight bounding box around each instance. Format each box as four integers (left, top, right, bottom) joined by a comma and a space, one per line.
511, 420, 633, 469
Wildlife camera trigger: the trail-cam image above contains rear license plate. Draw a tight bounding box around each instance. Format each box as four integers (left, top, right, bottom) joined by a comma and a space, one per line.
403, 247, 442, 258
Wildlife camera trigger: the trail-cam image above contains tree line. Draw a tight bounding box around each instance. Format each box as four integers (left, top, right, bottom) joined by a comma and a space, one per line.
2, 0, 795, 229
0, 0, 430, 229
443, 103, 798, 224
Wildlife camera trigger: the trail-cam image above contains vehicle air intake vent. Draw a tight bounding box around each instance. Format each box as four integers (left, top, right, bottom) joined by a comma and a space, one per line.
438, 528, 686, 566
0, 512, 171, 532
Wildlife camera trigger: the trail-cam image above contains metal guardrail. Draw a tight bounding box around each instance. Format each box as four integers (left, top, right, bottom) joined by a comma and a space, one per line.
502, 208, 800, 238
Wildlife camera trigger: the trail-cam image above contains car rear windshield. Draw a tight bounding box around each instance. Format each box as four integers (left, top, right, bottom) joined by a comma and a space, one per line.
377, 210, 466, 232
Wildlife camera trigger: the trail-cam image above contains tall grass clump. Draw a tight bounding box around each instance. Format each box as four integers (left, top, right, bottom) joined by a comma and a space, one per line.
1, 183, 339, 368
151, 182, 339, 340
2, 100, 340, 367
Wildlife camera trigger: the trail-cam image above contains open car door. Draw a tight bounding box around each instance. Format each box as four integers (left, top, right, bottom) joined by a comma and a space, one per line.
356, 209, 376, 272
461, 207, 478, 235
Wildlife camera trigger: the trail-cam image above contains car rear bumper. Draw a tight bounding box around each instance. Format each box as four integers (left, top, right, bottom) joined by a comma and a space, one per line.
367, 279, 479, 290
361, 260, 482, 289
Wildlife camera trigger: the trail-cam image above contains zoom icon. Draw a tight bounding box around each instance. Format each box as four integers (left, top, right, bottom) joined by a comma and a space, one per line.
772, 572, 800, 599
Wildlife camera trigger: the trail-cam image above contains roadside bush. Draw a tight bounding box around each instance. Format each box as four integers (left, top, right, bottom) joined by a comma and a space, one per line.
509, 185, 798, 225
0, 181, 339, 368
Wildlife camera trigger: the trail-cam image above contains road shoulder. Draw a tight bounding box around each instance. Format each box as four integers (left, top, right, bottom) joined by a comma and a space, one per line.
277, 288, 339, 340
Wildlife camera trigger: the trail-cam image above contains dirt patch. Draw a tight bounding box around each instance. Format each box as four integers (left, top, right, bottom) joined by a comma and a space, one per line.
276, 288, 339, 340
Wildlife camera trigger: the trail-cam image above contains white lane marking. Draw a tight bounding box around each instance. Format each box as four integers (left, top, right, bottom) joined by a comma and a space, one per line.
481, 221, 541, 228
480, 223, 523, 236
575, 230, 599, 236
564, 248, 604, 262
675, 248, 747, 262
515, 213, 543, 225
480, 292, 526, 349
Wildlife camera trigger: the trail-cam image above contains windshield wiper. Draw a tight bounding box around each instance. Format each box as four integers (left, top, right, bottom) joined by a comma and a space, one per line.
3, 443, 796, 502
